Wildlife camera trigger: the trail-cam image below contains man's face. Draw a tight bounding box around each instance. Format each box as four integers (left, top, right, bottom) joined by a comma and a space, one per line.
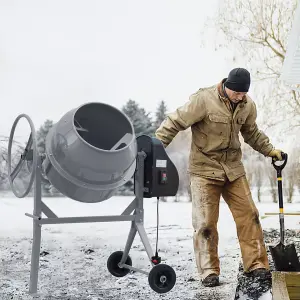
225, 87, 247, 103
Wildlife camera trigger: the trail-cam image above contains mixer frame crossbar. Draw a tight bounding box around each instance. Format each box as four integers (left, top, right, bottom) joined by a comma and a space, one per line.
26, 151, 155, 295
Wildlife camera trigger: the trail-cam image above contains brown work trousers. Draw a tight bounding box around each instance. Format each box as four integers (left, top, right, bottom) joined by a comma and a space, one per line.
190, 175, 269, 279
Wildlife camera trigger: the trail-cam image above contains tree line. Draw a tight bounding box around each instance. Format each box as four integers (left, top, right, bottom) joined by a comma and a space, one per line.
1, 98, 299, 203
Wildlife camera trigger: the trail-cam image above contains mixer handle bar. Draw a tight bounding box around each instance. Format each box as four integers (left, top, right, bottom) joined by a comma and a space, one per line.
10, 133, 33, 181
111, 133, 133, 150
74, 119, 89, 132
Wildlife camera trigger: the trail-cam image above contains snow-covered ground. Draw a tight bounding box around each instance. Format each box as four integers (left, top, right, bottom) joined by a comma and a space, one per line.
1, 194, 299, 300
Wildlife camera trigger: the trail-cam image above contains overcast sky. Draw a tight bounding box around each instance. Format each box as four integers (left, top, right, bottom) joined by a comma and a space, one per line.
0, 0, 243, 141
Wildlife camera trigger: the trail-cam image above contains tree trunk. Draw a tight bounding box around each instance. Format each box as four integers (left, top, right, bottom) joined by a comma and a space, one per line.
257, 186, 261, 203
287, 181, 294, 203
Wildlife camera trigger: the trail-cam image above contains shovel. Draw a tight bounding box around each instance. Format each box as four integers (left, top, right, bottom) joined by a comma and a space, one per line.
269, 152, 300, 272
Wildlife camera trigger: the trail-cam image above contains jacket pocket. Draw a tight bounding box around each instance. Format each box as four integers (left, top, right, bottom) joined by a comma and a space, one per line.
207, 114, 230, 148
195, 132, 207, 150
235, 115, 246, 133
209, 114, 229, 124
237, 116, 246, 125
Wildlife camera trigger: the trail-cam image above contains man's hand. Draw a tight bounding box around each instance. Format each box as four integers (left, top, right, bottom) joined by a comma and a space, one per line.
268, 149, 284, 161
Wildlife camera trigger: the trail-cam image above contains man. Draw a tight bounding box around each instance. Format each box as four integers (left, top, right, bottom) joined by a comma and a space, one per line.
155, 68, 283, 287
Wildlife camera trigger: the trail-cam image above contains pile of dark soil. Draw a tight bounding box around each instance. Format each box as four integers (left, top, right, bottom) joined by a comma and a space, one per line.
234, 228, 300, 300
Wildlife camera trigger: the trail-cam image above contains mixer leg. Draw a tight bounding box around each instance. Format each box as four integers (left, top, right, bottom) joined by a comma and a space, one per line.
133, 152, 155, 264
29, 220, 42, 294
120, 222, 137, 266
136, 223, 154, 262
29, 158, 42, 295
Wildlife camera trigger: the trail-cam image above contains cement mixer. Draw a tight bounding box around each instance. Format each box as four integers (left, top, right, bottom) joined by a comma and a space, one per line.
7, 102, 179, 295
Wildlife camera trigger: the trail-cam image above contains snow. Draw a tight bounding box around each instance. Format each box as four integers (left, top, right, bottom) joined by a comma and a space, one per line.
257, 290, 272, 300
0, 194, 299, 299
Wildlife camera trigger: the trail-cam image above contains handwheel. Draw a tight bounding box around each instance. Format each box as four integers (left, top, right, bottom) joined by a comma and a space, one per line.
107, 251, 132, 277
148, 264, 176, 293
7, 114, 38, 198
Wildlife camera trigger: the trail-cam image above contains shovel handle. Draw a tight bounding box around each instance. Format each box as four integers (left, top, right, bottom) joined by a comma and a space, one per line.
277, 170, 284, 211
272, 153, 287, 244
272, 152, 288, 172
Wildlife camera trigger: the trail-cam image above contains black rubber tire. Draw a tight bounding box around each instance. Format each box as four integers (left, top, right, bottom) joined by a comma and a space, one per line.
148, 264, 176, 293
107, 251, 132, 277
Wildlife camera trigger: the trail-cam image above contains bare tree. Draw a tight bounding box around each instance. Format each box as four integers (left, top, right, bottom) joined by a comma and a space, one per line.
285, 175, 295, 203
283, 146, 299, 203
0, 136, 9, 186
203, 0, 299, 132
265, 160, 278, 203
241, 138, 266, 202
296, 148, 300, 195
0, 136, 29, 191
187, 177, 192, 202
160, 196, 167, 202
166, 129, 192, 202
256, 167, 263, 203
242, 137, 255, 188
242, 137, 279, 203
168, 151, 189, 202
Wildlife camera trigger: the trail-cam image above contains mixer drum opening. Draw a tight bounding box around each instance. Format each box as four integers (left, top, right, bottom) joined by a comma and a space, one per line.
74, 103, 133, 151
43, 102, 137, 203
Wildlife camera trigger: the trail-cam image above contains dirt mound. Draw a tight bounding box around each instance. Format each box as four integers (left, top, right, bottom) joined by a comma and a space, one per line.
234, 228, 300, 300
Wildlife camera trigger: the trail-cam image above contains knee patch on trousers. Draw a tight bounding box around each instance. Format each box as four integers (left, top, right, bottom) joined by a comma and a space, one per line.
254, 213, 260, 225
202, 227, 212, 239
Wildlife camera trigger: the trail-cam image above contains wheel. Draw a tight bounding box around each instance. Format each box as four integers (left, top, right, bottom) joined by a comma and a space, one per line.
7, 114, 38, 198
148, 264, 176, 293
107, 251, 132, 277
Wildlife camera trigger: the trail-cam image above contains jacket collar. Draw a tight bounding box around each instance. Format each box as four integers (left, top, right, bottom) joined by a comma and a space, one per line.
217, 78, 247, 104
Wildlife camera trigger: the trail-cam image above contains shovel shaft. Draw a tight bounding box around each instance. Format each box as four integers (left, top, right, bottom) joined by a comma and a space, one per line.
277, 169, 283, 211
279, 214, 284, 244
277, 169, 285, 244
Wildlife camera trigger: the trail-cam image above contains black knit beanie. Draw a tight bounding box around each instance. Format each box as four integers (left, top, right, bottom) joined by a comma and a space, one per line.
224, 68, 251, 92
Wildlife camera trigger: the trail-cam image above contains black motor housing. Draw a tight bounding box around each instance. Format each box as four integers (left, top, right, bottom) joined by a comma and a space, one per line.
136, 135, 179, 198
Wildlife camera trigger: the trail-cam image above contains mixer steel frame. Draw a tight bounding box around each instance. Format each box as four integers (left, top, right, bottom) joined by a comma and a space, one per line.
26, 151, 156, 295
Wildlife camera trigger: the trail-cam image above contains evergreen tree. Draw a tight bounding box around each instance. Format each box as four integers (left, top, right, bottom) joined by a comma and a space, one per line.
154, 100, 168, 130
36, 120, 60, 196
36, 119, 53, 154
0, 137, 9, 189
119, 100, 154, 194
122, 99, 154, 136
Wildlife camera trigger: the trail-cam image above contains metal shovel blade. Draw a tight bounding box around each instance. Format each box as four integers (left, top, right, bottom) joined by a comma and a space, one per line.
269, 241, 300, 272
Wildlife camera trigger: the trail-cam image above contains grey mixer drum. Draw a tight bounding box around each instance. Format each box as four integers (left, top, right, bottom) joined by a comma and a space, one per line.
43, 102, 137, 202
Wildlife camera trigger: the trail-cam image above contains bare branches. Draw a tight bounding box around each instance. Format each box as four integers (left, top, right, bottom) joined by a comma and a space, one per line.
209, 0, 295, 68
292, 90, 300, 109
264, 37, 285, 60
203, 0, 299, 130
